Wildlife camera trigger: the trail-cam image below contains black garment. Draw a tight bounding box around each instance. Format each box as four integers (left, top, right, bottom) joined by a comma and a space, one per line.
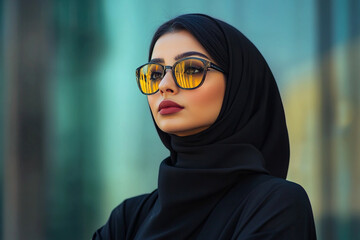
93, 14, 317, 239
93, 160, 317, 239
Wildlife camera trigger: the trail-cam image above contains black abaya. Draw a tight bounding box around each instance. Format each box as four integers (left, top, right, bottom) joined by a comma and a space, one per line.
93, 13, 317, 240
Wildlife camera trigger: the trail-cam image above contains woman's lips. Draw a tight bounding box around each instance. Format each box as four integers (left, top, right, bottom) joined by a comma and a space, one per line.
158, 100, 184, 115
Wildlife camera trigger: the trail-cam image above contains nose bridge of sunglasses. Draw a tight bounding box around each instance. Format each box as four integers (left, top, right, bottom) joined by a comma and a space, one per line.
163, 65, 173, 75
159, 66, 176, 87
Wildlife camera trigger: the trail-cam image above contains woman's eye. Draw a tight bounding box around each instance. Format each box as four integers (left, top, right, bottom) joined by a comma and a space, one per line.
150, 71, 162, 80
185, 67, 202, 75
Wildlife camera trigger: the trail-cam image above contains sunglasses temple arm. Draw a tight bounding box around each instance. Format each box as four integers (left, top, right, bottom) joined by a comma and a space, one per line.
209, 63, 225, 73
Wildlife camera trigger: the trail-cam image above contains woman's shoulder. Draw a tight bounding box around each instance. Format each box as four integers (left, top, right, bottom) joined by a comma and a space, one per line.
247, 176, 312, 206
231, 174, 311, 207
110, 190, 158, 221
92, 190, 158, 239
232, 175, 317, 239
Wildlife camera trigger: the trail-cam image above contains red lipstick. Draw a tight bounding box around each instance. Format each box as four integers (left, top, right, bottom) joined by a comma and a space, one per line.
158, 100, 184, 115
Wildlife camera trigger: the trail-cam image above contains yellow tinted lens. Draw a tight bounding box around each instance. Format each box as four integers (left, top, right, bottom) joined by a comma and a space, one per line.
138, 64, 163, 94
174, 59, 205, 89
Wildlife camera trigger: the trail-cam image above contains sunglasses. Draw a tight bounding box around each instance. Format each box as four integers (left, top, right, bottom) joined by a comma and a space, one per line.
135, 57, 225, 95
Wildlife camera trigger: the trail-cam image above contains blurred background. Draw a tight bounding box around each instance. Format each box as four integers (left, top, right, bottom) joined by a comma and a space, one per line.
1, 0, 359, 239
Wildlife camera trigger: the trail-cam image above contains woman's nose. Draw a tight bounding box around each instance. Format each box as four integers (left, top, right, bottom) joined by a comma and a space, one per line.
158, 70, 179, 94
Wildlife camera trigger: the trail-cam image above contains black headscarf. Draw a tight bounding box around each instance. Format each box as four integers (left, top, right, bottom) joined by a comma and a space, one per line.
135, 13, 290, 239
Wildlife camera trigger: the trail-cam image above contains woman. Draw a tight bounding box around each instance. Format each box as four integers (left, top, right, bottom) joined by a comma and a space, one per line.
93, 13, 317, 239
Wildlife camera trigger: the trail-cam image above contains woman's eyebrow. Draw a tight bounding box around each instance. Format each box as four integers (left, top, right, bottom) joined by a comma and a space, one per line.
149, 58, 163, 64
150, 51, 210, 63
174, 51, 210, 61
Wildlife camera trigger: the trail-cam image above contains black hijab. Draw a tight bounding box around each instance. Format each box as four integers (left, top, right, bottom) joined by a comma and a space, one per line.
135, 13, 290, 239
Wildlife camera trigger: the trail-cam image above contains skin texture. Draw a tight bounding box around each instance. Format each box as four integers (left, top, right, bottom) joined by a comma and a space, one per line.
147, 30, 226, 137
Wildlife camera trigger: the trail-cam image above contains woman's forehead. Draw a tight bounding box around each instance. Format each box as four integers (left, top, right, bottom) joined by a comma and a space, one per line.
151, 30, 212, 63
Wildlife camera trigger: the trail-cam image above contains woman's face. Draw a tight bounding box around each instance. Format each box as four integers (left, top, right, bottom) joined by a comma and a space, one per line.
148, 30, 226, 137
